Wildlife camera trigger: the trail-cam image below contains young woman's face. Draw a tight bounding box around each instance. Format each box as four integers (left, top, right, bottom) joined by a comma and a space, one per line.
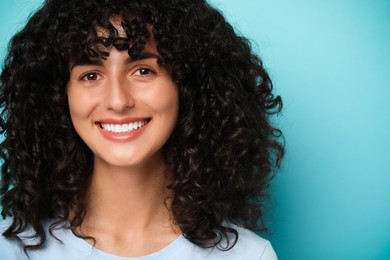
67, 40, 178, 169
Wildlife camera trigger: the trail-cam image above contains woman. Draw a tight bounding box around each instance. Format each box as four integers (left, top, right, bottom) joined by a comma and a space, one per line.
0, 0, 284, 259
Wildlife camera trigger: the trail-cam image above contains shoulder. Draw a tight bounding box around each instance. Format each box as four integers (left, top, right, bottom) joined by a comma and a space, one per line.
231, 226, 278, 260
0, 218, 82, 260
185, 226, 278, 260
0, 218, 27, 260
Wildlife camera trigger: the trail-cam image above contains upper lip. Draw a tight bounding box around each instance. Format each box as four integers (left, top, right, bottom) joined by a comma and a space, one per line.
97, 118, 151, 124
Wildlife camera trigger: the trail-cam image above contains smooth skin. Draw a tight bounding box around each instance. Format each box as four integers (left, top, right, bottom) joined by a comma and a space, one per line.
66, 35, 180, 257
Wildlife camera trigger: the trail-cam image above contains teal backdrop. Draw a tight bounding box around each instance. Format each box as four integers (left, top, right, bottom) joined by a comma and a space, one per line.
1, 0, 389, 259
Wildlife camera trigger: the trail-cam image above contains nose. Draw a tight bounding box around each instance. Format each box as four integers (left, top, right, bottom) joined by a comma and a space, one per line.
105, 76, 134, 112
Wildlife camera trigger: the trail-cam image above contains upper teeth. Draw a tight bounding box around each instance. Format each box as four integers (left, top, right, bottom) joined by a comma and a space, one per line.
101, 120, 148, 133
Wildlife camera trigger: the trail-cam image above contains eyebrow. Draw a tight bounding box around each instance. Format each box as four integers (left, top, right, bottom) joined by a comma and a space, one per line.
70, 58, 103, 69
70, 52, 161, 70
128, 52, 161, 62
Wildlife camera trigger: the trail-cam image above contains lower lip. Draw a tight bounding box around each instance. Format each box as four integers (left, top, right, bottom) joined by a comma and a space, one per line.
98, 122, 149, 142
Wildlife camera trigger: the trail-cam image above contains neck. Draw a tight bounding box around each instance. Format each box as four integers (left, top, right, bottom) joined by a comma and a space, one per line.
79, 156, 178, 244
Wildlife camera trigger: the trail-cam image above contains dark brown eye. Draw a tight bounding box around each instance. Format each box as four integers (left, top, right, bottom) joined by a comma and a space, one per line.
134, 68, 154, 76
81, 73, 100, 81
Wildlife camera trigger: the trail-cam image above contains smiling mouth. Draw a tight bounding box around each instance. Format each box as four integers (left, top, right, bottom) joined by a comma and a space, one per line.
99, 119, 150, 133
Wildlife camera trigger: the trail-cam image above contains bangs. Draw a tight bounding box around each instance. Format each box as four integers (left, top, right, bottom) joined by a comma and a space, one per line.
66, 11, 152, 66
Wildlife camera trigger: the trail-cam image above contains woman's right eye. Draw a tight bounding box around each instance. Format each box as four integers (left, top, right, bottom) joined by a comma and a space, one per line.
81, 73, 100, 81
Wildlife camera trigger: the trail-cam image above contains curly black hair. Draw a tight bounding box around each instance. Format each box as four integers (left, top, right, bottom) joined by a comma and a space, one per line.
0, 0, 284, 254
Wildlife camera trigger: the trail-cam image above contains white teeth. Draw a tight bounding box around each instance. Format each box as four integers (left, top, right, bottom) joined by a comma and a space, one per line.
100, 120, 148, 133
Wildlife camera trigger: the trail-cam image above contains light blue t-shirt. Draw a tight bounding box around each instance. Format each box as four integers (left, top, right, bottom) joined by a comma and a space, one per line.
0, 219, 277, 260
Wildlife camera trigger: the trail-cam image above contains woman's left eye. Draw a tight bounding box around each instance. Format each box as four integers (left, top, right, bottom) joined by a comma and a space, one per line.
133, 68, 155, 77
81, 73, 100, 81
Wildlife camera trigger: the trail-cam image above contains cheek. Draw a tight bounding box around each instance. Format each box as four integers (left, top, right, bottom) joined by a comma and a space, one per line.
68, 97, 83, 119
67, 89, 95, 124
67, 96, 98, 148
146, 84, 179, 115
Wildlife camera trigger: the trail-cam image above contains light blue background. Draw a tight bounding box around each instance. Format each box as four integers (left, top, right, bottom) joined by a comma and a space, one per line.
1, 1, 390, 259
